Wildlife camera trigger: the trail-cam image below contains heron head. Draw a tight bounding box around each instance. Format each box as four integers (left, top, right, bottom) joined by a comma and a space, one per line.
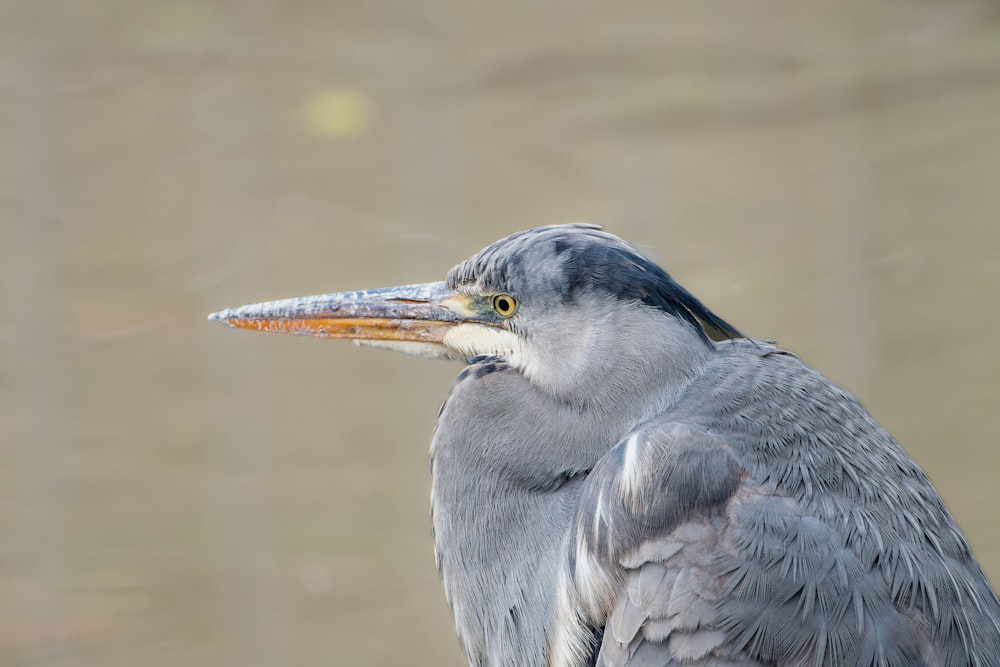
441, 224, 741, 400
209, 224, 739, 402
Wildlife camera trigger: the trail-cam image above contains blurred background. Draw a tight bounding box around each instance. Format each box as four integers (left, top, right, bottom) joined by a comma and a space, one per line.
2, 1, 999, 665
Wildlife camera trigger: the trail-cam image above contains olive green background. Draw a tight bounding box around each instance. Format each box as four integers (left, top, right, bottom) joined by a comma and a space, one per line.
2, 1, 999, 665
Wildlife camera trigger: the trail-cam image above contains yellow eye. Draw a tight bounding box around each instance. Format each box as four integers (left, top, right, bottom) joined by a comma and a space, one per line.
492, 294, 517, 317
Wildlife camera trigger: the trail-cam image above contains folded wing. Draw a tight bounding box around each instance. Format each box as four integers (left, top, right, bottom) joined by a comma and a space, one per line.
554, 421, 944, 666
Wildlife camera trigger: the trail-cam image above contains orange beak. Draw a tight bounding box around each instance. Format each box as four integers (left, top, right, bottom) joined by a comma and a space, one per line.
208, 281, 500, 357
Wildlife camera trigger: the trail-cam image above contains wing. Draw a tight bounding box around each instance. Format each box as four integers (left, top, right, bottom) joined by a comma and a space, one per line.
550, 421, 938, 667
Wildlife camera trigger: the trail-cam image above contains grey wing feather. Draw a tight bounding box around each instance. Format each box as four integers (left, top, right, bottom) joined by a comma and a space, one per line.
713, 487, 931, 665
561, 344, 1000, 666
564, 418, 987, 666
567, 422, 769, 666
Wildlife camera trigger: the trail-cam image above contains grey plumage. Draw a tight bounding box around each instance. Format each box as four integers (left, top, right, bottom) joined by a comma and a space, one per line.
574, 342, 1000, 665
210, 224, 1000, 666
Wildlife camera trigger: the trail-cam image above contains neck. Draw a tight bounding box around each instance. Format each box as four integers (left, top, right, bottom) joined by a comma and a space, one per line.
430, 311, 715, 665
521, 299, 715, 418
430, 366, 597, 664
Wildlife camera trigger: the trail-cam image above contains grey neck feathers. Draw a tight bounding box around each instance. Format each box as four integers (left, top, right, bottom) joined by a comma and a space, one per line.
519, 295, 715, 418
430, 305, 715, 666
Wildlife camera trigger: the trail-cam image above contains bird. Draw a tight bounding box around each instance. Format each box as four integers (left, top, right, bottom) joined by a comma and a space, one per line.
209, 224, 1000, 666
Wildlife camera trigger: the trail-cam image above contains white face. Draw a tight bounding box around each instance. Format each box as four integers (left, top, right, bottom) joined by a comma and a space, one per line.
353, 323, 523, 362
442, 323, 524, 362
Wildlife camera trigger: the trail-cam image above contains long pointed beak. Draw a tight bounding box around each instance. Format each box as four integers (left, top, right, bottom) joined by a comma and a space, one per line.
208, 281, 498, 359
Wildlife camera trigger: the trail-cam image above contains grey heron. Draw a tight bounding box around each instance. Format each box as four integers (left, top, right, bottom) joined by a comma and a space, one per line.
209, 224, 1000, 666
